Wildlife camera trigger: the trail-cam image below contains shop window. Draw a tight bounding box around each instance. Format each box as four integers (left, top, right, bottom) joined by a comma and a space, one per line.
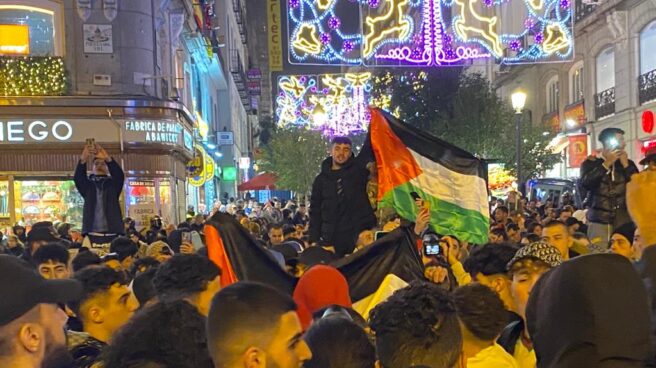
569, 63, 584, 103
127, 180, 156, 206
0, 181, 9, 219
546, 76, 559, 113
14, 180, 83, 226
596, 46, 615, 93
640, 20, 656, 75
0, 1, 64, 56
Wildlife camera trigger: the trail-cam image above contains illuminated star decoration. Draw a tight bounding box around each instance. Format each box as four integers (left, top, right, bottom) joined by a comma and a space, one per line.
288, 0, 573, 65
275, 73, 374, 137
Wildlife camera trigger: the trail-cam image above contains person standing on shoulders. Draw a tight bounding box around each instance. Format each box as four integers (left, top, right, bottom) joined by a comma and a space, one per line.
75, 143, 125, 246
580, 128, 638, 248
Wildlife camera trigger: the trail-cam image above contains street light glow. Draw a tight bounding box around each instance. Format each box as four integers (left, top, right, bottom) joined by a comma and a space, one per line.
511, 90, 527, 113
566, 119, 577, 128
312, 104, 328, 126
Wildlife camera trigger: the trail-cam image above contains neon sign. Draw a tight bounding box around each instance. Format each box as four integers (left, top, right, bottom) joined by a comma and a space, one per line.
287, 0, 573, 65
276, 73, 373, 137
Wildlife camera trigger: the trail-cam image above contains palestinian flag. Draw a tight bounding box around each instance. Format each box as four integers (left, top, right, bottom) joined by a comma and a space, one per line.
332, 227, 425, 319
369, 108, 490, 244
204, 212, 297, 295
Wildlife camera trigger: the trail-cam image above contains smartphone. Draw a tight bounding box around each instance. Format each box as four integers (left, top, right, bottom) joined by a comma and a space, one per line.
411, 191, 431, 211
181, 231, 191, 243
86, 138, 95, 149
606, 137, 620, 150
375, 231, 389, 241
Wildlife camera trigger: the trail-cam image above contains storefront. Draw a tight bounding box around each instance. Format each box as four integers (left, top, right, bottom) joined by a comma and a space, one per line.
0, 97, 195, 230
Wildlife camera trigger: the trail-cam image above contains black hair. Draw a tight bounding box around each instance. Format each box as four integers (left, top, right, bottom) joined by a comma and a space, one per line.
491, 228, 509, 241
153, 254, 221, 300
130, 257, 160, 278
32, 242, 69, 266
132, 268, 158, 307
71, 249, 102, 272
268, 223, 283, 232
453, 283, 508, 341
56, 223, 72, 239
206, 282, 297, 367
572, 232, 590, 241
527, 222, 543, 234
463, 243, 518, 277
544, 220, 568, 231
283, 224, 296, 237
110, 236, 139, 262
598, 127, 625, 143
368, 281, 462, 368
304, 316, 375, 368
523, 233, 542, 243
331, 136, 352, 146
494, 206, 509, 215
68, 266, 128, 316
102, 300, 213, 368
506, 223, 520, 232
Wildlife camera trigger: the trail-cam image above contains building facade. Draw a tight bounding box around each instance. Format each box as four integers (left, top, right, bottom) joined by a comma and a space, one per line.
0, 0, 248, 229
493, 0, 656, 179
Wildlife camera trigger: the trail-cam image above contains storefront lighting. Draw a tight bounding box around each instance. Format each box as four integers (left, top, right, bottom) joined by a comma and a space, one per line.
206, 143, 217, 149
0, 56, 66, 96
214, 151, 223, 158
566, 119, 577, 128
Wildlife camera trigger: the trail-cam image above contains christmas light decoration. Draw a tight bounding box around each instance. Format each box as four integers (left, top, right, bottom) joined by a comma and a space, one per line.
276, 73, 373, 137
0, 56, 67, 96
287, 0, 573, 65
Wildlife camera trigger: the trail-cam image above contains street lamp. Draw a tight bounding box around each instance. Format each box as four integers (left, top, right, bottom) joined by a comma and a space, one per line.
511, 90, 527, 190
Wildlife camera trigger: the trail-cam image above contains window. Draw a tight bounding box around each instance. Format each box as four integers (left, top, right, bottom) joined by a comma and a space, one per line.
570, 63, 584, 103
640, 20, 656, 75
0, 1, 64, 56
546, 76, 559, 113
596, 46, 615, 93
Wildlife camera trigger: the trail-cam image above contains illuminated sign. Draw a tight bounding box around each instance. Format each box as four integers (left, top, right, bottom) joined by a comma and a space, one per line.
276, 73, 372, 136
124, 120, 182, 144
288, 0, 573, 66
239, 157, 251, 169
0, 120, 72, 142
222, 166, 238, 181
0, 25, 29, 55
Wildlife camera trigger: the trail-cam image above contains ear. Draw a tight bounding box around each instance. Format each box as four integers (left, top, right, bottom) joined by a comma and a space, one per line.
243, 347, 265, 368
492, 276, 507, 293
88, 305, 104, 324
18, 323, 43, 354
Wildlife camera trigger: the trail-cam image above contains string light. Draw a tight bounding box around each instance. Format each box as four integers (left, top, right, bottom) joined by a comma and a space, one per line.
0, 56, 66, 96
288, 0, 573, 66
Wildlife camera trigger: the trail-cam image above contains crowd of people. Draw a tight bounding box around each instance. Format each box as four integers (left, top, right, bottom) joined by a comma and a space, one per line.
1, 128, 656, 368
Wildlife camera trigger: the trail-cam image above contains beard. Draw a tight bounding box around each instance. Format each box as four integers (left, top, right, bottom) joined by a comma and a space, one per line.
41, 330, 74, 368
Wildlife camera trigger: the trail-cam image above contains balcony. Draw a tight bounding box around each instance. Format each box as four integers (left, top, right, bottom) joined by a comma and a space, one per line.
230, 49, 246, 92
0, 56, 67, 96
594, 87, 615, 120
575, 0, 596, 23
639, 69, 656, 105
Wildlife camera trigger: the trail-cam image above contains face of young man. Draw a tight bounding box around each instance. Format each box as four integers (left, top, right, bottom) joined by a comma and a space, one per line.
610, 234, 634, 260
263, 311, 312, 368
542, 224, 572, 259
87, 283, 139, 340
331, 143, 352, 166
269, 228, 284, 246
510, 261, 551, 320
494, 211, 508, 223
38, 260, 70, 280
93, 159, 109, 176
507, 229, 521, 244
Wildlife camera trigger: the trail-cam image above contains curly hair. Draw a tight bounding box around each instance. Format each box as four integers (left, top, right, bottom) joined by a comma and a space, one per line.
304, 316, 375, 368
32, 242, 69, 266
463, 243, 518, 277
368, 281, 462, 368
68, 266, 128, 316
453, 283, 508, 341
71, 249, 102, 272
101, 300, 213, 368
152, 254, 221, 300
110, 236, 139, 262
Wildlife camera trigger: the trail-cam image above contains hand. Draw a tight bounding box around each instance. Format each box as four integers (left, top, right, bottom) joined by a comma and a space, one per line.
619, 150, 630, 168
439, 237, 460, 266
80, 145, 91, 163
604, 150, 620, 169
414, 207, 431, 235
95, 143, 110, 162
179, 242, 195, 254
425, 266, 449, 284
627, 170, 656, 246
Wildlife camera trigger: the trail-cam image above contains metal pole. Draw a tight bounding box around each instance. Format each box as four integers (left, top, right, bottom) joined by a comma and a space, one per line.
515, 112, 522, 192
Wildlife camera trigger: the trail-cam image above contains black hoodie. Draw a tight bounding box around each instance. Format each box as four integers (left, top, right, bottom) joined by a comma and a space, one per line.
526, 254, 651, 368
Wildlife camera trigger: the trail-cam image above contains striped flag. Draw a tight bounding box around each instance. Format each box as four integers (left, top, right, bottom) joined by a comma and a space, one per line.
369, 108, 490, 244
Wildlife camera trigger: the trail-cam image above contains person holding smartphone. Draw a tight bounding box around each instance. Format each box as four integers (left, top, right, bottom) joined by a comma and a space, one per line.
580, 128, 639, 249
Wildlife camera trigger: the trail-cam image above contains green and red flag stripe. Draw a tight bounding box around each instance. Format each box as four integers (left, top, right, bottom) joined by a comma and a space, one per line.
369, 108, 490, 244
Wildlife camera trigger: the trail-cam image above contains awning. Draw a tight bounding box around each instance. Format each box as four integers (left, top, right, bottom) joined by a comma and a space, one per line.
238, 172, 277, 191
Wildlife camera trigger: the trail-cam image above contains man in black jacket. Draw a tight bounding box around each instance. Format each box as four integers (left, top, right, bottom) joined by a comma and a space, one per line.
580, 128, 638, 248
74, 143, 125, 246
309, 137, 376, 257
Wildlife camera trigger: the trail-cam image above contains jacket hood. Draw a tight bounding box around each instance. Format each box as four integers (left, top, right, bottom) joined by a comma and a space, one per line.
526, 254, 650, 368
293, 265, 352, 330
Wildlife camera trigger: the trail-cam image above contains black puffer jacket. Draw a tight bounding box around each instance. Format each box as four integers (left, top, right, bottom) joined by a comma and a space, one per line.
580, 157, 638, 226
74, 159, 125, 236
309, 156, 376, 246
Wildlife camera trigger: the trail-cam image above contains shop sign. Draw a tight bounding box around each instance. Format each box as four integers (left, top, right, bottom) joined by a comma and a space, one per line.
183, 130, 193, 151
239, 157, 251, 169
189, 145, 215, 187
222, 166, 237, 181
247, 69, 262, 80
123, 120, 192, 152
83, 24, 113, 54
267, 0, 283, 71
564, 102, 585, 128
217, 131, 234, 146
543, 112, 561, 133
0, 25, 29, 55
128, 203, 158, 229
0, 120, 73, 142
568, 134, 588, 168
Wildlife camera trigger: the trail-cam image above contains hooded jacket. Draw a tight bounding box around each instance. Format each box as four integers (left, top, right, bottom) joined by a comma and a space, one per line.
309, 156, 376, 249
580, 158, 638, 226
526, 254, 651, 368
74, 159, 125, 236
